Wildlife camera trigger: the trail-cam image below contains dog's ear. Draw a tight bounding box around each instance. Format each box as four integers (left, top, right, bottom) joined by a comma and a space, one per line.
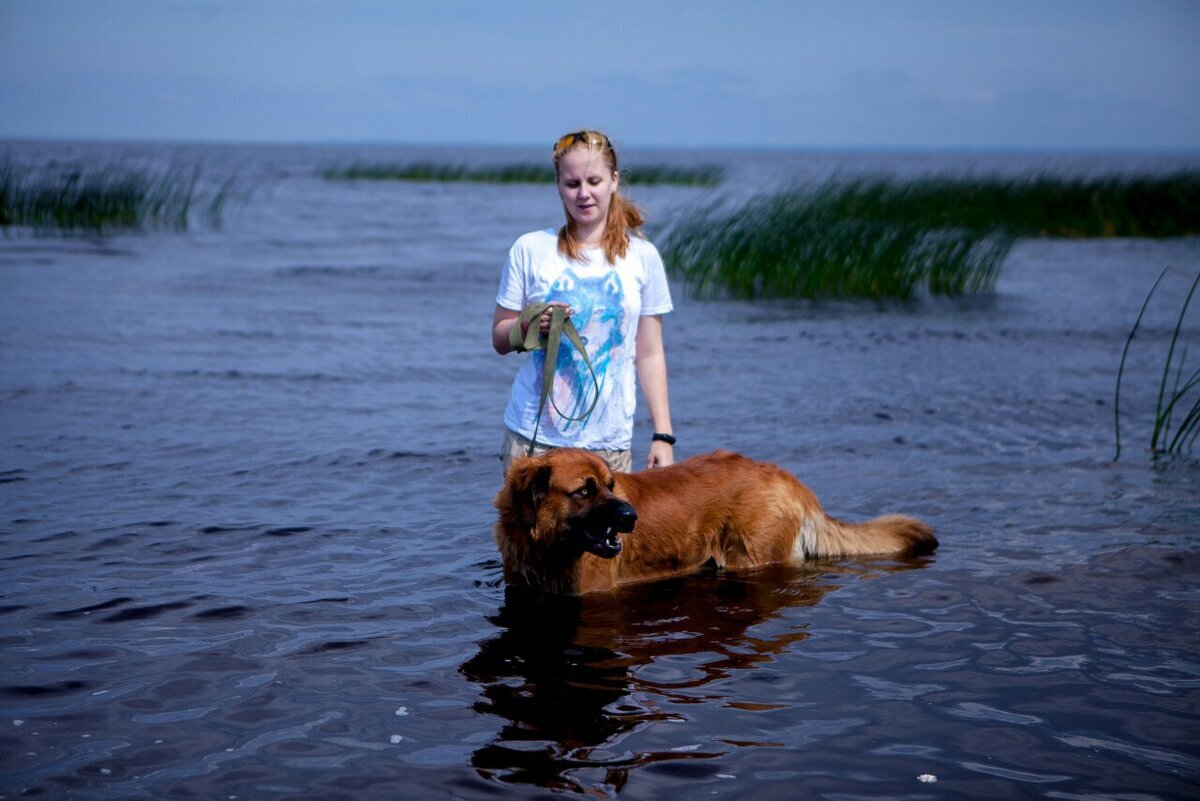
502, 457, 551, 528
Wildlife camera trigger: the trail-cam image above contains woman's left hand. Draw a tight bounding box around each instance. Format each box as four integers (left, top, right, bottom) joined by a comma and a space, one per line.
647, 440, 674, 469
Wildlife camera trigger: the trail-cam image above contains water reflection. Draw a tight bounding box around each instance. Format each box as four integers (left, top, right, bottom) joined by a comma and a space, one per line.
461, 561, 930, 793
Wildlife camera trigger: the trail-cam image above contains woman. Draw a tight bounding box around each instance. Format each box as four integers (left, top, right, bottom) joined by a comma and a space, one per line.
492, 129, 675, 474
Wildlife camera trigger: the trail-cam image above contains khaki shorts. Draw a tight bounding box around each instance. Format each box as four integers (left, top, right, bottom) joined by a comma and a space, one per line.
499, 428, 632, 475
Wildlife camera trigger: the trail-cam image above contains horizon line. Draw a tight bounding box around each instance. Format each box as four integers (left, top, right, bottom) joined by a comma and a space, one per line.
3, 133, 1200, 159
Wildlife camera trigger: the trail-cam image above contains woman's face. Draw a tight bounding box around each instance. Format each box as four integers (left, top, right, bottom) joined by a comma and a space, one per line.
555, 145, 619, 233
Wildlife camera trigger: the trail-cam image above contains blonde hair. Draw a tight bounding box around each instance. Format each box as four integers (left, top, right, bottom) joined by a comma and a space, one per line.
552, 130, 646, 264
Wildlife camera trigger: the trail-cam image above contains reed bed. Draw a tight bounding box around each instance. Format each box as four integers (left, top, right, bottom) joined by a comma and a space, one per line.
661, 172, 1200, 300
0, 161, 230, 233
1114, 267, 1200, 459
805, 172, 1200, 239
321, 161, 723, 187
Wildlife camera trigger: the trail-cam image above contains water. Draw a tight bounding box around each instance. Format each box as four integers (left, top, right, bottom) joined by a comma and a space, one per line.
1, 140, 1198, 799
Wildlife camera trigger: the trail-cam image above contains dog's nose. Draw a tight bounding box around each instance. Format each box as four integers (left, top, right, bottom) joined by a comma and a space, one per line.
613, 502, 637, 531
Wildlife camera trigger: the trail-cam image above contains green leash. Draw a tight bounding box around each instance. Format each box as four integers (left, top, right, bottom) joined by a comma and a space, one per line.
509, 302, 601, 455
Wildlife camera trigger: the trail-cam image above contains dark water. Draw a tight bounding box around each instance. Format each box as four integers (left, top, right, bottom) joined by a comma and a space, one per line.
2, 140, 1198, 799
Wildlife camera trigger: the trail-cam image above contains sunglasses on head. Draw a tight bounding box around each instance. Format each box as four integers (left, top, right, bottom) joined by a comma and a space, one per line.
553, 130, 612, 154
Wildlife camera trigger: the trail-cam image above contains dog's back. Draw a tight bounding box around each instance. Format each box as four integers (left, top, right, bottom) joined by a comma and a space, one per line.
614, 450, 935, 575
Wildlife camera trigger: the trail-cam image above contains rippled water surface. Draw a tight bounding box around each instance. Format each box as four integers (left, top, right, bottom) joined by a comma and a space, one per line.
2, 141, 1198, 799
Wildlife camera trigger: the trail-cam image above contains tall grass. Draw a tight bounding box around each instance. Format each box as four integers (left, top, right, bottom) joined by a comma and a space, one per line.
802, 172, 1200, 239
322, 162, 550, 184
321, 161, 723, 187
0, 161, 231, 233
661, 172, 1200, 300
1114, 267, 1200, 459
621, 164, 724, 187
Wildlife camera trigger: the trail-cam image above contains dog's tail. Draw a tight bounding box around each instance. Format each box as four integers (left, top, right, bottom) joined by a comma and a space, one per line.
797, 512, 937, 560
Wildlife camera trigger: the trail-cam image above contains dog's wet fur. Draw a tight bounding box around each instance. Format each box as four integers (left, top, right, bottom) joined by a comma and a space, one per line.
493, 449, 937, 594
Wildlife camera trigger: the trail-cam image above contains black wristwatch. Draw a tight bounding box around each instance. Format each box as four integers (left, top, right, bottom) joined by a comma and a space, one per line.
651, 432, 676, 446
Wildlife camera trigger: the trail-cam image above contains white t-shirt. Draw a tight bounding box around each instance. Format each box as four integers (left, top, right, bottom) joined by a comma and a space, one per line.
496, 228, 673, 450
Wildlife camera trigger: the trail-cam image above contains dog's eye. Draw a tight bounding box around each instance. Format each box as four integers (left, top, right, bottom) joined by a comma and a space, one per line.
574, 486, 593, 498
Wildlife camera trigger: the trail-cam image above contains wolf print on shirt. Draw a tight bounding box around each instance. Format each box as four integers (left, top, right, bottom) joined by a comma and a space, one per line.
539, 267, 627, 432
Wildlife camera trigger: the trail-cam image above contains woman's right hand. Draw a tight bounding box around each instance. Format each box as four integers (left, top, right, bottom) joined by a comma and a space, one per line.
530, 301, 573, 336
493, 302, 575, 355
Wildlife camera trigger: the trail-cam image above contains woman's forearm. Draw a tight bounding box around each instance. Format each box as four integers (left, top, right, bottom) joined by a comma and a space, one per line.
636, 316, 673, 434
492, 306, 520, 354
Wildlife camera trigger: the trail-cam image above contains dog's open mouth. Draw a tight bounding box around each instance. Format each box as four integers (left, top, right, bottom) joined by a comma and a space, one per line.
583, 524, 626, 558
576, 501, 637, 559
571, 496, 638, 561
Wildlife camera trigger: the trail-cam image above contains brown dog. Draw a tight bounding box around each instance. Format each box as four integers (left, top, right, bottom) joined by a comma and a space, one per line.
493, 448, 936, 594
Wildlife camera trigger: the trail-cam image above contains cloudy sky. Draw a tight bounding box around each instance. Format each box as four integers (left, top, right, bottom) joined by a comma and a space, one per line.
2, 0, 1197, 151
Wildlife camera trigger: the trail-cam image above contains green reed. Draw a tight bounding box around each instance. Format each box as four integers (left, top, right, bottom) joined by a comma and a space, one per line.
661, 172, 1200, 300
1114, 267, 1200, 459
320, 161, 723, 187
661, 183, 1013, 299
0, 161, 230, 233
620, 164, 724, 187
808, 172, 1200, 239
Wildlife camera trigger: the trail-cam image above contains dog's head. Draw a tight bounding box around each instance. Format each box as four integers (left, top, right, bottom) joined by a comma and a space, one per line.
496, 449, 637, 559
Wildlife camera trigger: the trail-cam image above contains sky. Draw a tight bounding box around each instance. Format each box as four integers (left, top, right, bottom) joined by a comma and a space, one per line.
1, 0, 1198, 151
